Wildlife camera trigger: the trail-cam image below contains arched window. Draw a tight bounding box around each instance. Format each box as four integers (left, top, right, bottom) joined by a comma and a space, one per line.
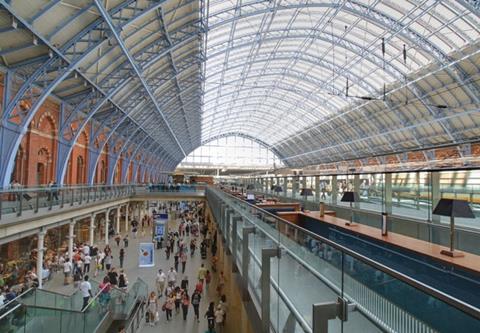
36, 148, 50, 185
76, 156, 85, 184
100, 160, 106, 184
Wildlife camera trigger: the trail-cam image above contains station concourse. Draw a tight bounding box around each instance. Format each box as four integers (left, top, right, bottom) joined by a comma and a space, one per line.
0, 1, 480, 333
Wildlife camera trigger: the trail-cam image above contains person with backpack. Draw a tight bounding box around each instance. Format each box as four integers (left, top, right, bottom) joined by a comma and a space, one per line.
118, 270, 128, 291
205, 302, 215, 331
191, 289, 201, 323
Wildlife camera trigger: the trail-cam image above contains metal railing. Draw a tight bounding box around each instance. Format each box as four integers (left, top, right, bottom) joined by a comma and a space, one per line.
208, 187, 480, 333
0, 184, 138, 220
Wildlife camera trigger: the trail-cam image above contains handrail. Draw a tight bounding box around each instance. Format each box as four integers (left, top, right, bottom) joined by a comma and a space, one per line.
0, 303, 22, 320
124, 299, 145, 333
83, 283, 111, 312
258, 189, 480, 236
240, 211, 428, 332
244, 241, 312, 332
0, 184, 139, 193
212, 187, 480, 320
0, 287, 34, 311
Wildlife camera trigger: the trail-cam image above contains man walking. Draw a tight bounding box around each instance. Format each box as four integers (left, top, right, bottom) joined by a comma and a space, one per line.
80, 275, 93, 311
156, 269, 166, 297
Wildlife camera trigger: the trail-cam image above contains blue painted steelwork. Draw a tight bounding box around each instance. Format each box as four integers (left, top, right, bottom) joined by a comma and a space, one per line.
0, 0, 169, 187
93, 0, 187, 157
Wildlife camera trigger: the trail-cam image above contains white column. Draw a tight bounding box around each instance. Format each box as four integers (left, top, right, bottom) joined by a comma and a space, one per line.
137, 203, 141, 221
105, 209, 110, 245
116, 206, 121, 234
37, 230, 46, 289
89, 213, 95, 245
125, 204, 129, 232
68, 220, 75, 261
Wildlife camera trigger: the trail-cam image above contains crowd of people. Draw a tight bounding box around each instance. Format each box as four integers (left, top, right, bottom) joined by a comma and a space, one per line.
145, 201, 228, 333
1, 200, 230, 333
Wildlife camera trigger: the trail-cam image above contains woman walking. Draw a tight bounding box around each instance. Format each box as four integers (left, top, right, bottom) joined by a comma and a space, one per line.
191, 289, 201, 323
147, 292, 158, 326
181, 293, 190, 320
174, 287, 182, 314
164, 293, 175, 321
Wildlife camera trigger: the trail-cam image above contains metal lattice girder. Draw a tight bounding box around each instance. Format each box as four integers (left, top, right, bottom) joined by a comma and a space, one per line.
205, 28, 463, 143
0, 0, 170, 187
93, 0, 190, 157
273, 44, 480, 164
280, 106, 480, 165
55, 36, 203, 182
204, 0, 480, 159
122, 137, 157, 183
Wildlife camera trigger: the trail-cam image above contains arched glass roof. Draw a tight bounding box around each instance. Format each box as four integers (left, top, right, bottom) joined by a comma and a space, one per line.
204, 0, 480, 166
0, 0, 479, 183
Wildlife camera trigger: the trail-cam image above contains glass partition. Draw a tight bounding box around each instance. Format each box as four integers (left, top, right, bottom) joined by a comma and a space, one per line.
248, 170, 480, 225
208, 187, 480, 333
358, 173, 384, 212
439, 170, 480, 228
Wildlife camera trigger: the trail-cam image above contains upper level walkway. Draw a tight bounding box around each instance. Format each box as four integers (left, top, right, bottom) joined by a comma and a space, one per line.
206, 187, 480, 333
0, 185, 205, 242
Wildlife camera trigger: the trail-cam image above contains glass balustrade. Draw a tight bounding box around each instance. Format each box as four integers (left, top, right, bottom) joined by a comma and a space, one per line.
207, 187, 480, 333
246, 170, 480, 231
0, 278, 147, 333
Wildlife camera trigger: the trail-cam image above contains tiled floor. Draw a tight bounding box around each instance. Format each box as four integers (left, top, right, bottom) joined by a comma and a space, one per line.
44, 209, 222, 333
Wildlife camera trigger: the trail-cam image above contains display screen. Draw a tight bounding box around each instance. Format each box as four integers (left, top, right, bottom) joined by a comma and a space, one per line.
247, 194, 255, 200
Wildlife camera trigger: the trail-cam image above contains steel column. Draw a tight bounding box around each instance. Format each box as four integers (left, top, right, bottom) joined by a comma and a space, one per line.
261, 247, 281, 333
89, 212, 96, 245
37, 229, 46, 289
241, 226, 256, 301
231, 215, 242, 272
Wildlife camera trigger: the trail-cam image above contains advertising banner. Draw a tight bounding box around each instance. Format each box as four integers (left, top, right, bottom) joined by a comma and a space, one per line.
138, 242, 155, 267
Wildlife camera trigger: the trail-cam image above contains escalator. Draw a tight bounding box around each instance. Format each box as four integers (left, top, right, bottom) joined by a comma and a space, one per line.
0, 278, 148, 333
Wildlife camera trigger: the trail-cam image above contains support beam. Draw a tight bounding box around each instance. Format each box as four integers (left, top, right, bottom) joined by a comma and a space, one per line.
241, 226, 256, 301
261, 247, 281, 333
105, 209, 110, 245
68, 220, 75, 261
89, 212, 96, 245
37, 230, 46, 289
231, 215, 242, 272
125, 203, 129, 232
116, 206, 121, 234
93, 0, 186, 157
